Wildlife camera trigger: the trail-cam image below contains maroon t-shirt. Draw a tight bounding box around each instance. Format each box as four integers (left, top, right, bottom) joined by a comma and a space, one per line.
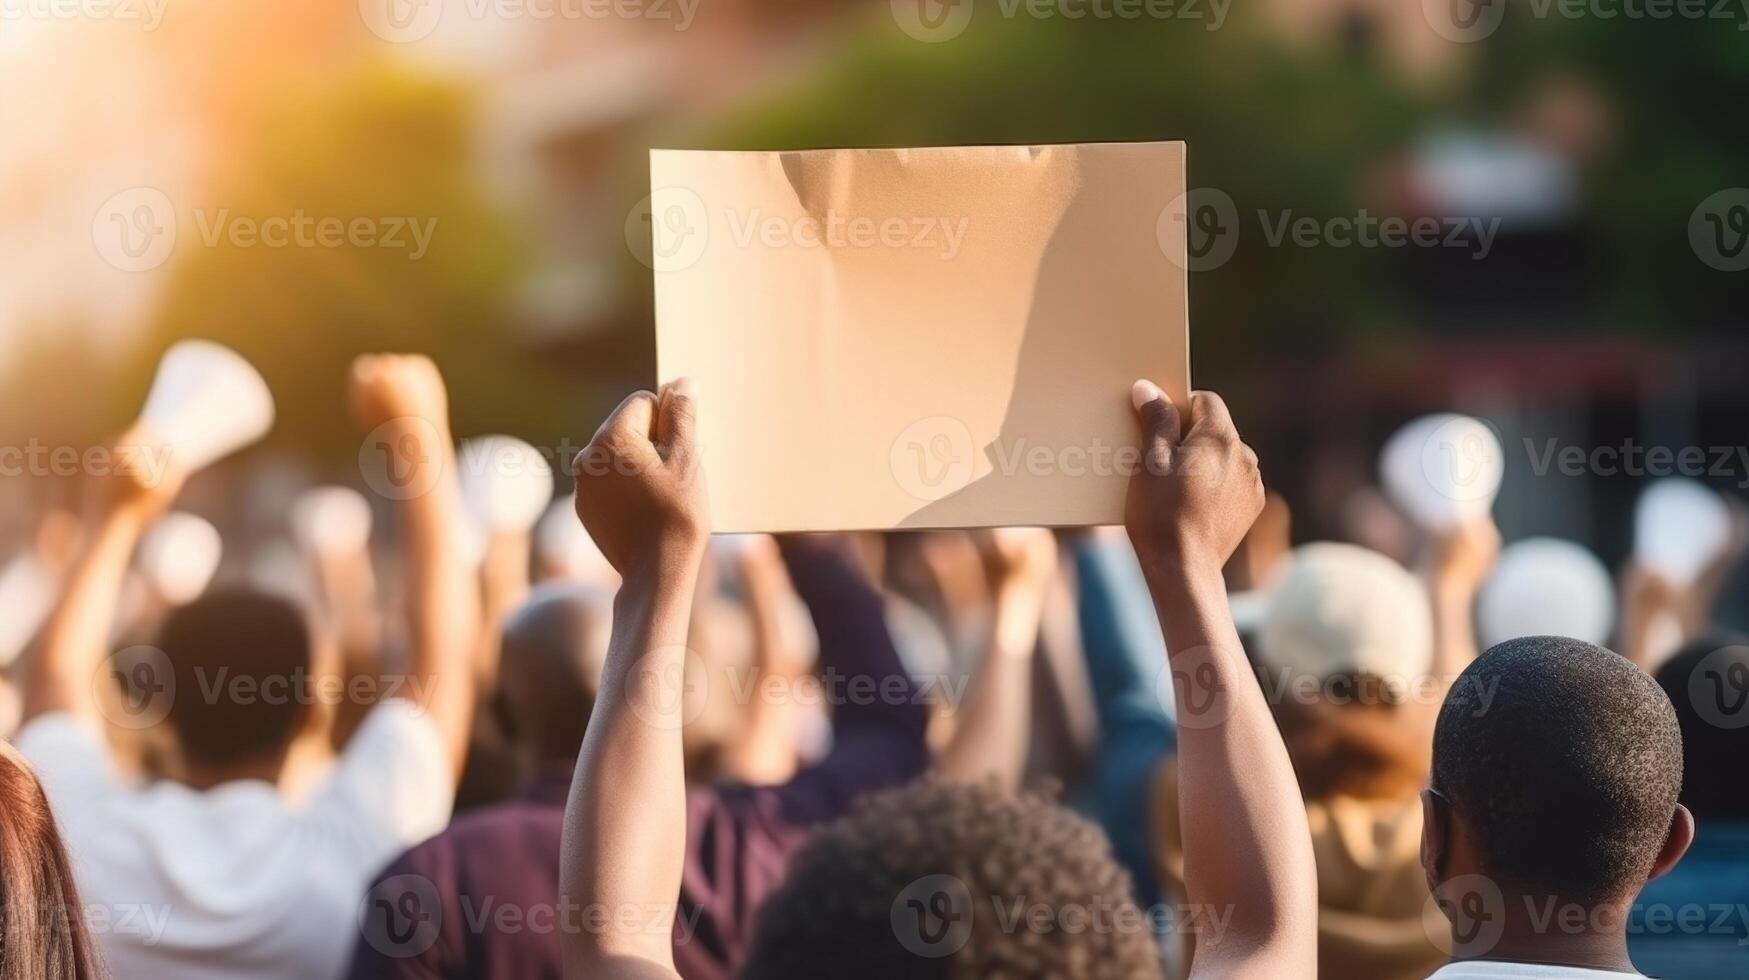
346, 539, 929, 980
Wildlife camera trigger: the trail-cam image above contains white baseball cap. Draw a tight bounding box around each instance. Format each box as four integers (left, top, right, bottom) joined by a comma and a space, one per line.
1259, 543, 1434, 684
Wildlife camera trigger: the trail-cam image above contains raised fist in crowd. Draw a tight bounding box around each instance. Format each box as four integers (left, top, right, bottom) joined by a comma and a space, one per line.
572, 379, 711, 579
1124, 380, 1265, 575
348, 353, 452, 432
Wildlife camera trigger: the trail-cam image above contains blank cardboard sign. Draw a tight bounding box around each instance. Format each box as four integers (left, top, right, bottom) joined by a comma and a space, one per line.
649, 141, 1190, 532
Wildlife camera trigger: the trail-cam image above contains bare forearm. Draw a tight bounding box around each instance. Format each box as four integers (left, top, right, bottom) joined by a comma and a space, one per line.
1142, 554, 1315, 975
1429, 582, 1479, 686
321, 556, 383, 674
935, 580, 1043, 790
399, 424, 479, 772
23, 510, 146, 724
1618, 597, 1654, 670
476, 531, 533, 687
721, 553, 802, 784
561, 552, 701, 969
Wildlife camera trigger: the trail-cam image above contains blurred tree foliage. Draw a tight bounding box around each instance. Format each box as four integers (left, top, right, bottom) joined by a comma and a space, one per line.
1462, 11, 1749, 328
0, 328, 111, 457
130, 61, 569, 467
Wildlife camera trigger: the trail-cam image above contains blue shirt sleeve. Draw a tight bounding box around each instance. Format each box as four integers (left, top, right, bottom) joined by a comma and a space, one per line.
1075, 534, 1177, 907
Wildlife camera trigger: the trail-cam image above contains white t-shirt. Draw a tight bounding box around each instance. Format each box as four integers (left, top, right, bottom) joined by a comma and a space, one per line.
16, 701, 453, 980
1429, 962, 1646, 979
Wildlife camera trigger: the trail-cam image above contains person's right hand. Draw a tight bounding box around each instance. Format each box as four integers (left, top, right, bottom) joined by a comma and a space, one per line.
573, 379, 709, 580
1124, 381, 1264, 575
104, 423, 188, 524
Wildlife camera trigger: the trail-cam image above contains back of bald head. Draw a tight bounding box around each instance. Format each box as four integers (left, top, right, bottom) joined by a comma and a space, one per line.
495, 583, 613, 764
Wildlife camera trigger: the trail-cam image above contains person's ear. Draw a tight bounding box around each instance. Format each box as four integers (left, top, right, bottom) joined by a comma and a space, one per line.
1420, 787, 1449, 890
1647, 803, 1696, 881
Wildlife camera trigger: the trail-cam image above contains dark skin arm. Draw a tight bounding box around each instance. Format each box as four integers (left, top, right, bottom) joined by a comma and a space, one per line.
1124, 381, 1318, 980
560, 380, 707, 980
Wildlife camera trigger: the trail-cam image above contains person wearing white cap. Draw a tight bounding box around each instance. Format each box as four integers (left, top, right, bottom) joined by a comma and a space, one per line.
1154, 542, 1452, 980
1259, 543, 1435, 692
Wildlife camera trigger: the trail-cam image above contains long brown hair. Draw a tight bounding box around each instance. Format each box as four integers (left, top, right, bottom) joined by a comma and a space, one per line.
0, 743, 104, 980
1270, 675, 1431, 802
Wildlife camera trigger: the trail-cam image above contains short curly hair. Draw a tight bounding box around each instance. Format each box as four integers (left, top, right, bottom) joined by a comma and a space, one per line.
740, 780, 1164, 979
1432, 636, 1683, 904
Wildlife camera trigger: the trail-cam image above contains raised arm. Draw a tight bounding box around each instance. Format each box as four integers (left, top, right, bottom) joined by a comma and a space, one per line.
1124, 381, 1316, 980
21, 433, 184, 727
560, 380, 707, 980
934, 527, 1056, 789
349, 355, 480, 777
717, 534, 808, 785
753, 532, 930, 818
474, 526, 534, 690
1621, 501, 1745, 672
1422, 518, 1499, 686
297, 505, 386, 747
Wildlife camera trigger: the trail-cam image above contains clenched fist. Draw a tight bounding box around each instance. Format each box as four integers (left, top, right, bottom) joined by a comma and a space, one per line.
1124, 380, 1264, 575
348, 354, 451, 432
572, 379, 710, 580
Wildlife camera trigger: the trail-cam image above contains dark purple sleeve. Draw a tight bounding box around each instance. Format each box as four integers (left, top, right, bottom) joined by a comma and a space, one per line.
672, 535, 930, 980
765, 533, 930, 818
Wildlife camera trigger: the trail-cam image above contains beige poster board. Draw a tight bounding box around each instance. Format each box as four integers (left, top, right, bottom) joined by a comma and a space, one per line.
649, 141, 1190, 532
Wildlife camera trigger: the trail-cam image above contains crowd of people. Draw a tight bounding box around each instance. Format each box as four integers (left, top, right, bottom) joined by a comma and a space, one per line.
0, 353, 1744, 979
